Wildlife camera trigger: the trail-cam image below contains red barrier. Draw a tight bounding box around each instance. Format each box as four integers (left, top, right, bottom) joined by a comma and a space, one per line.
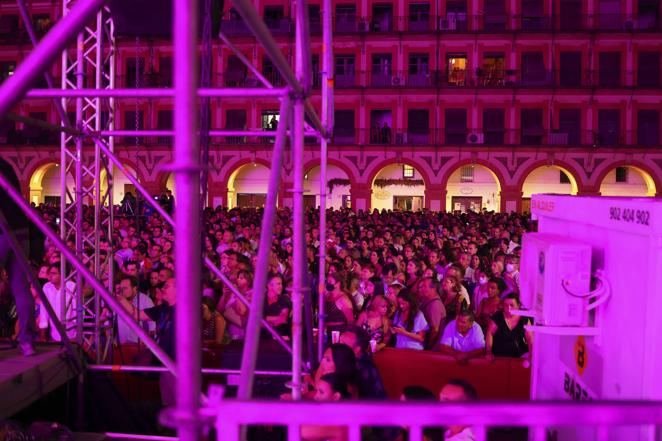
373, 348, 531, 400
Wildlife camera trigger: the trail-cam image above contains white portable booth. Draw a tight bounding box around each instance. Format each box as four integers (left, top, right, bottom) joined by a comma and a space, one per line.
521, 194, 662, 441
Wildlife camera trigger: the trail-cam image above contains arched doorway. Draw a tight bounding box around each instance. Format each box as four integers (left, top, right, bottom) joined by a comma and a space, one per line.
165, 173, 177, 200
371, 163, 425, 211
521, 165, 578, 212
100, 164, 140, 205
599, 166, 656, 197
446, 164, 501, 212
227, 163, 271, 208
304, 165, 351, 210
29, 163, 73, 205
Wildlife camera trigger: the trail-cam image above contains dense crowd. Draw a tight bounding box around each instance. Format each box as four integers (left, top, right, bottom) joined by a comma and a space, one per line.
0, 201, 537, 439
1, 202, 534, 356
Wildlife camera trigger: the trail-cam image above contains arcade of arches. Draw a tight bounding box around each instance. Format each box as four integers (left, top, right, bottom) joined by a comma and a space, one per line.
25, 160, 660, 212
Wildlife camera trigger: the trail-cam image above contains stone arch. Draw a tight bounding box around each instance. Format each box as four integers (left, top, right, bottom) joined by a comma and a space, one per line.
515, 160, 584, 194
28, 161, 74, 205
226, 161, 272, 209
303, 161, 354, 210
368, 162, 428, 211
521, 165, 580, 197
365, 158, 433, 189
442, 160, 504, 213
303, 158, 359, 188
99, 163, 141, 204
596, 163, 658, 197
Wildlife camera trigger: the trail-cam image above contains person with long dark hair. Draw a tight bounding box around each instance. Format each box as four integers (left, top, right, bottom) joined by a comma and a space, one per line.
391, 290, 428, 350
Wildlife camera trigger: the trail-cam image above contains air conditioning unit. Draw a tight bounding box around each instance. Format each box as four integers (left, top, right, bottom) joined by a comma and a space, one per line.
549, 132, 569, 145
440, 13, 457, 30
466, 132, 484, 144
391, 76, 402, 86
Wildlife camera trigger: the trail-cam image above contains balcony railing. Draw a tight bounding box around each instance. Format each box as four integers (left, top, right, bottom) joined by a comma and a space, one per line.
323, 128, 661, 148
328, 13, 661, 33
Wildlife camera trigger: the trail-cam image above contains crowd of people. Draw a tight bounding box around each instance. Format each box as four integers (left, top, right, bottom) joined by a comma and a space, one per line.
0, 200, 537, 439
1, 203, 535, 356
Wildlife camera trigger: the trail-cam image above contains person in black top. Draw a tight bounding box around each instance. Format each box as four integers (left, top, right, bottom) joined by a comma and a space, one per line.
339, 325, 386, 399
0, 158, 35, 356
485, 293, 532, 359
262, 273, 291, 338
116, 277, 176, 405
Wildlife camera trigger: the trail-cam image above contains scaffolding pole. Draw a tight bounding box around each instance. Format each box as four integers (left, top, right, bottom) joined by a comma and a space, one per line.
173, 1, 202, 441
318, 0, 334, 361
0, 0, 107, 117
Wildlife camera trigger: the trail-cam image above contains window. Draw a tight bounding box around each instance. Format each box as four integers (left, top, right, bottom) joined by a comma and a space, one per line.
263, 58, 283, 87
483, 109, 505, 144
126, 58, 145, 89
445, 109, 467, 144
32, 14, 51, 36
409, 3, 430, 31
225, 56, 247, 87
371, 54, 392, 87
123, 110, 144, 144
226, 109, 247, 144
403, 165, 415, 178
560, 171, 571, 184
521, 109, 544, 145
370, 110, 393, 144
615, 167, 628, 183
521, 0, 545, 29
408, 54, 430, 86
0, 61, 16, 81
157, 110, 173, 145
335, 55, 355, 87
264, 6, 285, 31
479, 53, 505, 86
484, 0, 506, 30
460, 166, 474, 183
599, 52, 621, 87
598, 0, 622, 29
0, 15, 18, 37
372, 4, 393, 31
309, 5, 321, 33
261, 110, 279, 130
335, 4, 357, 32
333, 110, 355, 144
407, 109, 430, 144
638, 109, 659, 146
559, 52, 582, 87
521, 52, 547, 85
597, 109, 621, 146
638, 52, 660, 87
638, 0, 659, 29
447, 53, 467, 86
559, 109, 582, 145
560, 0, 582, 30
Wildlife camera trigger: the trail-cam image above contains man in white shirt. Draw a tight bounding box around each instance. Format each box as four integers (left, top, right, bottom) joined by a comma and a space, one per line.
115, 275, 155, 344
40, 263, 77, 342
437, 309, 485, 363
439, 379, 478, 441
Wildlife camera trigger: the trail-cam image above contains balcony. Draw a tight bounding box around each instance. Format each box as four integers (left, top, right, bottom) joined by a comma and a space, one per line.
328, 13, 661, 34
219, 18, 251, 36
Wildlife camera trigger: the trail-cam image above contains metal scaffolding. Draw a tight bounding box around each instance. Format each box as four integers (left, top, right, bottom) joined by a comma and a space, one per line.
59, 0, 116, 361
0, 0, 333, 438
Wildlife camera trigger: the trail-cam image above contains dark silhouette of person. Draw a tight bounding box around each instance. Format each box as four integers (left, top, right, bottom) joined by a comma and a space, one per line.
0, 158, 36, 356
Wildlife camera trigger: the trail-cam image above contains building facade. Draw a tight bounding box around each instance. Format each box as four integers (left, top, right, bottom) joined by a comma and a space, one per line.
1, 0, 662, 212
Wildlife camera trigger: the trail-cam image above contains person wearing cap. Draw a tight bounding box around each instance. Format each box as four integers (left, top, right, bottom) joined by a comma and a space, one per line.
386, 280, 404, 317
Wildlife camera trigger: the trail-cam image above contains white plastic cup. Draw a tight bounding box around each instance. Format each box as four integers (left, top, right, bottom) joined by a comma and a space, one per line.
331, 330, 340, 344
369, 339, 377, 353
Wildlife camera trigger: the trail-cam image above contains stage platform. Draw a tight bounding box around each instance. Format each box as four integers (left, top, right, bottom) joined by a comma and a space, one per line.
0, 343, 79, 419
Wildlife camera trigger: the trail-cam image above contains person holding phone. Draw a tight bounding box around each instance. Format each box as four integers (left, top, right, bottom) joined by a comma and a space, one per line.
390, 290, 428, 350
